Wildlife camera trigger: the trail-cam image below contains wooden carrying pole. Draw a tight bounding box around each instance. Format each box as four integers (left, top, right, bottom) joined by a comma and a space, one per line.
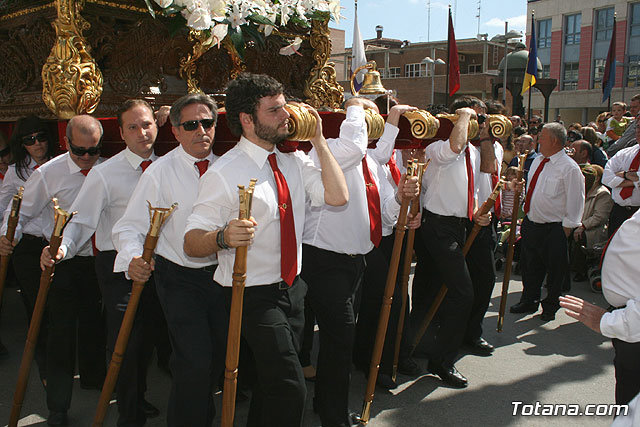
93, 202, 177, 427
9, 199, 75, 427
497, 152, 528, 332
360, 161, 421, 425
391, 162, 428, 382
0, 187, 24, 307
221, 179, 256, 427
409, 178, 505, 357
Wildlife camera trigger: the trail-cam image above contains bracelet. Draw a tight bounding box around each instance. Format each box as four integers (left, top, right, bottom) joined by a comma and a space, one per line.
216, 223, 229, 250
395, 192, 402, 205
623, 171, 628, 180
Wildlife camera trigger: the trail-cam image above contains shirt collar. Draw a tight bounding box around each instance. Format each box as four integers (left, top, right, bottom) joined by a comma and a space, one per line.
123, 146, 158, 170
65, 152, 83, 175
177, 143, 215, 164
546, 149, 565, 164
237, 136, 276, 169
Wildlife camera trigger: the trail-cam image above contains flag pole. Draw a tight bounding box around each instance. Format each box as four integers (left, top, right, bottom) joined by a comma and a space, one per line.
446, 5, 451, 108
527, 81, 532, 122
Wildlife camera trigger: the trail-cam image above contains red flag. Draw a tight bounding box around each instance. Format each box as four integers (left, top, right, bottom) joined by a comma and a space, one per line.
447, 8, 461, 96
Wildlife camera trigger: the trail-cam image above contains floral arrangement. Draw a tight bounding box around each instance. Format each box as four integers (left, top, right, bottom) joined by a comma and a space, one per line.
146, 0, 341, 57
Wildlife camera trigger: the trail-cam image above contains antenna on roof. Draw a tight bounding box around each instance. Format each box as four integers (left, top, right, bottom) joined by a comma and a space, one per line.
476, 0, 481, 36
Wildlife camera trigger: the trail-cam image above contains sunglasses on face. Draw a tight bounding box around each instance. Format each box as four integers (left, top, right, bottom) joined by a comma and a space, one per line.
68, 140, 102, 156
179, 118, 215, 131
21, 132, 48, 146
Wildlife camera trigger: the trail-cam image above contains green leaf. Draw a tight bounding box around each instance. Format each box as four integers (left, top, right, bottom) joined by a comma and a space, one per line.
243, 24, 266, 49
289, 16, 310, 28
229, 28, 246, 60
143, 0, 155, 19
247, 13, 275, 26
162, 5, 183, 15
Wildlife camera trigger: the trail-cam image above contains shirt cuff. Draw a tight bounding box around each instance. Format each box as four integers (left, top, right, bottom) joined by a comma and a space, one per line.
562, 218, 581, 229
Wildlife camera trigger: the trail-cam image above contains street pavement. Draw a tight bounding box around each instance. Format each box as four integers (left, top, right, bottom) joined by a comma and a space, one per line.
0, 268, 616, 427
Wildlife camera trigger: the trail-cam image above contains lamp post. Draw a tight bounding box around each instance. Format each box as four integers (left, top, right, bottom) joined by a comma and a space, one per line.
492, 23, 522, 107
422, 48, 446, 105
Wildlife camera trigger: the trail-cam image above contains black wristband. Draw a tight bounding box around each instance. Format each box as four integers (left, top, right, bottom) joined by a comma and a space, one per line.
623, 171, 628, 180
216, 224, 229, 250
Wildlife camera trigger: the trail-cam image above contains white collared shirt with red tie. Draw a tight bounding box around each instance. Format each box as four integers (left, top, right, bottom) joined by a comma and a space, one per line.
603, 145, 640, 206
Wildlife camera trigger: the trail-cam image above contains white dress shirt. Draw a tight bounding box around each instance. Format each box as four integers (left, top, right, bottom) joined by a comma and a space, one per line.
0, 159, 46, 238
1, 152, 104, 255
525, 150, 585, 228
476, 141, 504, 212
368, 123, 401, 191
600, 208, 640, 343
60, 148, 158, 259
113, 145, 217, 272
602, 145, 640, 206
185, 137, 325, 287
421, 139, 480, 218
303, 106, 400, 255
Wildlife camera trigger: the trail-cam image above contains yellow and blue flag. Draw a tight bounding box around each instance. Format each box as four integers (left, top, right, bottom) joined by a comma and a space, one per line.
521, 13, 538, 96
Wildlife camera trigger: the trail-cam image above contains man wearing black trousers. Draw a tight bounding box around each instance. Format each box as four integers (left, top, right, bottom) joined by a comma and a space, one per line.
511, 123, 585, 322
42, 100, 162, 426
184, 73, 348, 426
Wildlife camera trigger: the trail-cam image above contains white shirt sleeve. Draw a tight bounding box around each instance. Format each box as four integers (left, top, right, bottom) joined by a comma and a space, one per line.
310, 106, 368, 171
368, 123, 399, 166
600, 299, 640, 343
293, 150, 325, 208
3, 169, 50, 242
563, 165, 585, 229
602, 151, 625, 189
185, 168, 234, 234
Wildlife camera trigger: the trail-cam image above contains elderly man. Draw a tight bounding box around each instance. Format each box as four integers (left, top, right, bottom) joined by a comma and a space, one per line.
509, 134, 539, 183
603, 114, 640, 235
0, 115, 106, 425
510, 123, 585, 322
112, 93, 224, 427
606, 94, 639, 157
570, 139, 593, 166
41, 100, 162, 426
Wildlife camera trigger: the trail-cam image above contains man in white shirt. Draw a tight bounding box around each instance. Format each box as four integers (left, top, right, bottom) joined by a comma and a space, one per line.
602, 114, 640, 235
0, 114, 106, 426
560, 207, 640, 407
41, 100, 162, 426
183, 73, 348, 427
111, 93, 222, 427
510, 123, 585, 322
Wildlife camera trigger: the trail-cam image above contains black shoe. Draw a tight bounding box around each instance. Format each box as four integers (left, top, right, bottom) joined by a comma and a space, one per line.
540, 311, 556, 322
141, 399, 160, 418
376, 373, 397, 390
465, 337, 494, 356
397, 357, 423, 376
47, 411, 68, 426
510, 302, 538, 314
427, 361, 468, 388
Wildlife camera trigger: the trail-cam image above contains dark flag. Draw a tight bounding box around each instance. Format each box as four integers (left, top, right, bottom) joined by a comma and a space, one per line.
447, 8, 460, 96
602, 15, 617, 103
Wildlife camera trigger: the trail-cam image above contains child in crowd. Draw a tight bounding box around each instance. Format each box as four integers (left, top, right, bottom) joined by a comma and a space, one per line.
500, 166, 522, 220
605, 102, 631, 147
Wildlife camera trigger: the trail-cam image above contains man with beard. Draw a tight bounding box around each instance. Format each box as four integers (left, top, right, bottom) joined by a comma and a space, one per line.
183, 73, 348, 426
41, 99, 162, 426
112, 94, 223, 426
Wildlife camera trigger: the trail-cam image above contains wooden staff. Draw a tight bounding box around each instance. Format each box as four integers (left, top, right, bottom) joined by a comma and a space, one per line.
409, 178, 505, 357
9, 198, 75, 427
391, 161, 428, 382
0, 186, 24, 307
93, 201, 177, 427
221, 179, 256, 427
497, 152, 528, 332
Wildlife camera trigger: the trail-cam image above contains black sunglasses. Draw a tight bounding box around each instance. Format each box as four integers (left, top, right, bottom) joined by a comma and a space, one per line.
179, 118, 215, 131
68, 140, 102, 156
21, 132, 48, 146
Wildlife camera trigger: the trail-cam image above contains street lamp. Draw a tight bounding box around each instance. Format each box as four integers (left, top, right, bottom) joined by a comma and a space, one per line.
492, 23, 522, 106
422, 51, 446, 105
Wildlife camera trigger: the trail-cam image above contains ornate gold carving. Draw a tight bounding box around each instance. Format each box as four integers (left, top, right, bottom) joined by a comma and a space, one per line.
304, 18, 343, 110
487, 114, 513, 138
179, 29, 216, 93
0, 3, 55, 21
86, 0, 148, 13
222, 37, 246, 80
402, 110, 440, 139
41, 0, 103, 119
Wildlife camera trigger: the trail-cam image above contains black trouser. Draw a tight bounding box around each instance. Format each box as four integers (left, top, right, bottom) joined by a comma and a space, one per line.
609, 203, 639, 236
302, 244, 366, 427
153, 256, 226, 427
224, 277, 307, 427
464, 219, 497, 342
95, 251, 157, 427
519, 217, 568, 314
354, 233, 411, 376
46, 256, 106, 413
11, 234, 48, 381
612, 338, 640, 406
298, 296, 316, 367
410, 211, 473, 366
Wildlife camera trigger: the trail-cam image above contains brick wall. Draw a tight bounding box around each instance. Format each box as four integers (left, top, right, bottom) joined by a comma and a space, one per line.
615, 19, 627, 89
577, 25, 593, 90
550, 30, 563, 90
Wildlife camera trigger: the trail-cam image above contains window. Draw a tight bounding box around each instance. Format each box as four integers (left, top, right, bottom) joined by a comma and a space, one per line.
458, 54, 466, 62
493, 45, 499, 65
593, 58, 606, 88
383, 67, 400, 79
595, 8, 614, 41
468, 64, 482, 74
405, 63, 427, 78
538, 19, 552, 48
562, 63, 579, 90
632, 3, 640, 36
541, 64, 550, 78
628, 55, 640, 88
565, 14, 581, 45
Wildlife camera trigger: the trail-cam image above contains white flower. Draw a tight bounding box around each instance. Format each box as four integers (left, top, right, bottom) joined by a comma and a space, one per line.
212, 22, 229, 46
279, 37, 303, 56
228, 3, 249, 29
154, 0, 174, 8
327, 0, 341, 23
208, 0, 226, 18
186, 7, 212, 30
280, 3, 292, 26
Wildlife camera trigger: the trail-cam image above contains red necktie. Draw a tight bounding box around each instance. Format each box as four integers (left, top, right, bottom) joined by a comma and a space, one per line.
140, 160, 152, 172
267, 153, 297, 286
492, 172, 501, 219
362, 156, 382, 247
195, 159, 209, 177
387, 150, 402, 186
34, 165, 40, 170
465, 146, 475, 221
523, 157, 550, 214
620, 150, 640, 200
80, 169, 90, 176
